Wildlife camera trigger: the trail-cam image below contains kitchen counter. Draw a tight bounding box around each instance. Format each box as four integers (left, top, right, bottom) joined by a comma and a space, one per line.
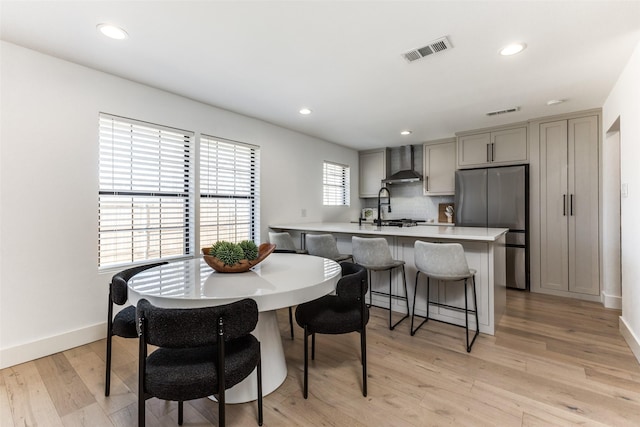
270, 222, 508, 242
269, 222, 507, 336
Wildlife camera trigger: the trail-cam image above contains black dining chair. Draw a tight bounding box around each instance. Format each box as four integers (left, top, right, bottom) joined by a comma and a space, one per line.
295, 262, 369, 399
105, 261, 167, 396
136, 298, 263, 427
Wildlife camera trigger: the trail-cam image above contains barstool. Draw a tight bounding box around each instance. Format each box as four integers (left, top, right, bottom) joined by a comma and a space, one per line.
268, 231, 307, 254
305, 233, 352, 262
411, 240, 479, 352
352, 236, 409, 330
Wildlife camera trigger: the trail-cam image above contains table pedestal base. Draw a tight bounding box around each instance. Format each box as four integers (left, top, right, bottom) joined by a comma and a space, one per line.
224, 310, 287, 403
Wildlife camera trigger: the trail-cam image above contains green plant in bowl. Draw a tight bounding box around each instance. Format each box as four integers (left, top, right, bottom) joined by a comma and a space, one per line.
211, 241, 245, 266
239, 240, 259, 260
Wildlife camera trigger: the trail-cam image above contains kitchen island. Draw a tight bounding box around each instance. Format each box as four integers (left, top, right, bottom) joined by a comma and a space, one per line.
269, 222, 508, 335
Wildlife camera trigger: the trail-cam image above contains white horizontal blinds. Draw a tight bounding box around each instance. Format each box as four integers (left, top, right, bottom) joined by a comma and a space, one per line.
323, 161, 350, 206
98, 114, 194, 268
200, 135, 260, 246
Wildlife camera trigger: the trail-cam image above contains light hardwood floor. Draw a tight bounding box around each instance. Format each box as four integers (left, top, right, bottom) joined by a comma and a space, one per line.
2, 290, 640, 426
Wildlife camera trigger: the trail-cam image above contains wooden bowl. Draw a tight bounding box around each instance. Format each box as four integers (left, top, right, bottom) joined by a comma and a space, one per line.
202, 243, 276, 273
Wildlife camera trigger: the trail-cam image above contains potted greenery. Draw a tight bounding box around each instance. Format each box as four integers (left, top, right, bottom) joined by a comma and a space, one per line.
202, 240, 275, 273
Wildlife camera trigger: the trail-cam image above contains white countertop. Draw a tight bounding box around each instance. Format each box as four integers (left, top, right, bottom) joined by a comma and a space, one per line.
270, 222, 508, 242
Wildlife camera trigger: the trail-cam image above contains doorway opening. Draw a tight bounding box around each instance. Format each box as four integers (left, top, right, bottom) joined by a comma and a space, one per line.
602, 117, 622, 309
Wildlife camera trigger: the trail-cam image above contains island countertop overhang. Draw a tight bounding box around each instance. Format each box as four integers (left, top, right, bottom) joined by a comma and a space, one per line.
269, 222, 508, 242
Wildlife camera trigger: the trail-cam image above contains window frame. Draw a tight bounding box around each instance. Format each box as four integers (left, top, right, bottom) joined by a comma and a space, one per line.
98, 113, 194, 270
198, 134, 261, 247
323, 160, 351, 206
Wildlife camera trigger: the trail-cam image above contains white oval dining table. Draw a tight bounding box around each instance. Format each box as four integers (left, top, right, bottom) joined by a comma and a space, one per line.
127, 253, 342, 403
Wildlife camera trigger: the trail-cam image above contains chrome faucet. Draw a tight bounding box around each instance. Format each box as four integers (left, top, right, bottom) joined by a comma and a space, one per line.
377, 186, 391, 226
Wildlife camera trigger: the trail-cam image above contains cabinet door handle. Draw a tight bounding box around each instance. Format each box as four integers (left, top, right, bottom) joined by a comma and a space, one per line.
570, 194, 574, 216
486, 144, 490, 162
563, 194, 566, 216
425, 176, 429, 191
491, 143, 495, 162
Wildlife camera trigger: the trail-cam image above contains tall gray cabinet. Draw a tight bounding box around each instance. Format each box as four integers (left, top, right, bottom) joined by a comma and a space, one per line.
538, 114, 600, 296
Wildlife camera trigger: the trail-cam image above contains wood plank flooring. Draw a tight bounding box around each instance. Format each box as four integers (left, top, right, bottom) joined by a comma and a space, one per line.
2, 290, 639, 426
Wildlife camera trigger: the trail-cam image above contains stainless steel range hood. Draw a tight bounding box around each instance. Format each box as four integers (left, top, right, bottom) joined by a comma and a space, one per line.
382, 145, 423, 184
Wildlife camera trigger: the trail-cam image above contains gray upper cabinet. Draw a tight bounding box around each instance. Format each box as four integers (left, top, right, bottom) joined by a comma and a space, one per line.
457, 126, 528, 168
423, 140, 455, 196
359, 148, 388, 198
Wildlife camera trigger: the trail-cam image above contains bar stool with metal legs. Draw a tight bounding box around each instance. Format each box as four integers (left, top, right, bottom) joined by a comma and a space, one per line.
305, 233, 352, 262
410, 240, 479, 352
352, 236, 410, 330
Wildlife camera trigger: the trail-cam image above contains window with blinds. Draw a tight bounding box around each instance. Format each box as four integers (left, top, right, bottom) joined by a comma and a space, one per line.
98, 114, 194, 268
323, 161, 350, 206
200, 135, 260, 246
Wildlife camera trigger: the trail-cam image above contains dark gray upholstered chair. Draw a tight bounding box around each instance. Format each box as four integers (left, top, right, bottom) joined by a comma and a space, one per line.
105, 261, 167, 396
411, 241, 479, 352
295, 262, 369, 399
351, 236, 410, 330
305, 233, 352, 262
136, 298, 263, 427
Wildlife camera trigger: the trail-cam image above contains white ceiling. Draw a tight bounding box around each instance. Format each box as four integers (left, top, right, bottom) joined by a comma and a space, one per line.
2, 1, 640, 150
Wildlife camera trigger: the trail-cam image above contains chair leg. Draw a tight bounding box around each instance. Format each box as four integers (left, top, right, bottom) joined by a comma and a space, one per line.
219, 388, 225, 427
138, 394, 145, 427
426, 277, 431, 320
388, 269, 393, 330
138, 336, 145, 427
464, 278, 470, 351
303, 325, 309, 399
361, 328, 367, 397
257, 346, 263, 426
289, 306, 294, 340
367, 270, 373, 308
178, 401, 184, 425
105, 329, 112, 397
463, 277, 480, 352
390, 266, 409, 330
411, 271, 428, 335
402, 265, 410, 316
467, 275, 480, 352
105, 298, 113, 397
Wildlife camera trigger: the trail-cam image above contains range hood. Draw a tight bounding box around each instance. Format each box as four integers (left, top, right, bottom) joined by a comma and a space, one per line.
382, 145, 423, 184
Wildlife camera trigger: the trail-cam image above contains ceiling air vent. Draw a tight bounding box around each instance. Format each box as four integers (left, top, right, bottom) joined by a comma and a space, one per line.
403, 36, 453, 62
486, 107, 520, 117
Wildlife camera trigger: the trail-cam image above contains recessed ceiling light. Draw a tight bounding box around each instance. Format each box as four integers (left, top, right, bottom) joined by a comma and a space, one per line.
299, 108, 312, 115
97, 23, 129, 40
546, 99, 565, 106
499, 42, 526, 56
400, 130, 412, 136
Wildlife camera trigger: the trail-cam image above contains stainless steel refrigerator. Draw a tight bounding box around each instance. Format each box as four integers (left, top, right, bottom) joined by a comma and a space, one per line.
454, 165, 529, 290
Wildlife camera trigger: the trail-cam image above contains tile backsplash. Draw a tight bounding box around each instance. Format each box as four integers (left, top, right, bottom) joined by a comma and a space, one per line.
361, 181, 454, 222
361, 143, 454, 222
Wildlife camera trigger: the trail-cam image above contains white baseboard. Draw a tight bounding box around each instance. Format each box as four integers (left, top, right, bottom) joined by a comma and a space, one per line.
619, 316, 640, 365
0, 322, 107, 369
601, 291, 622, 309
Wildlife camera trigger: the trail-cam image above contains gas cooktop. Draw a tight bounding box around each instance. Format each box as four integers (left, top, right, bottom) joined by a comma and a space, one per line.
380, 218, 425, 227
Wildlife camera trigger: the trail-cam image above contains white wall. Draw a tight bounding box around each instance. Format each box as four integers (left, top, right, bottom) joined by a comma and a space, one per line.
602, 40, 640, 362
0, 42, 360, 368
